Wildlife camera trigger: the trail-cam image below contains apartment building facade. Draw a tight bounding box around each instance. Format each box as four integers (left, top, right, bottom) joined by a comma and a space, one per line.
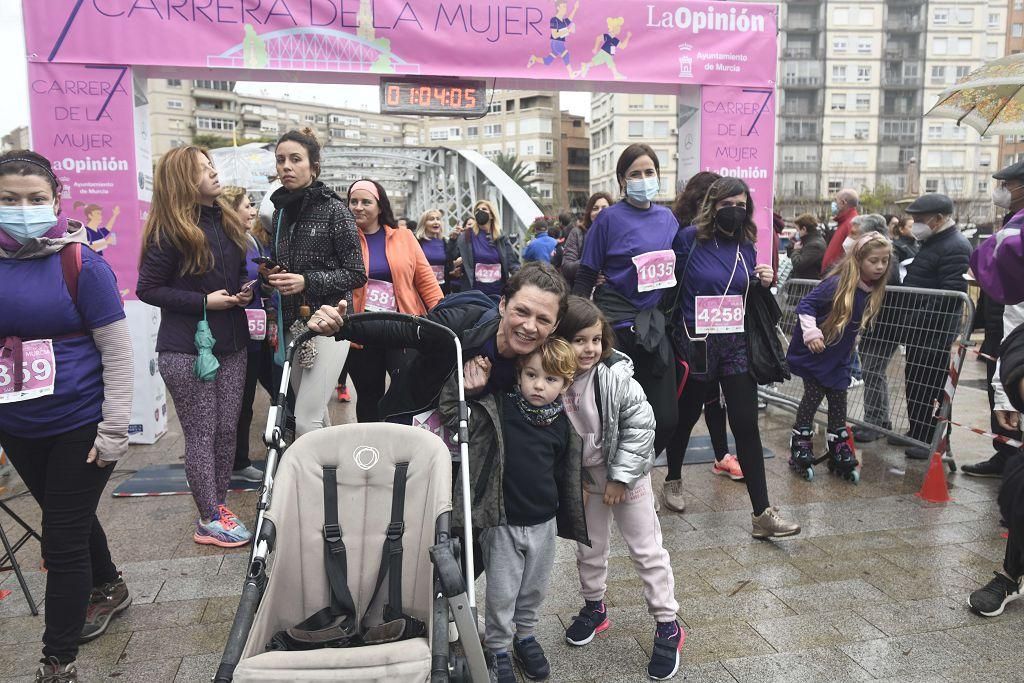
588, 93, 679, 204
998, 0, 1024, 173
560, 112, 590, 213
777, 0, 1006, 221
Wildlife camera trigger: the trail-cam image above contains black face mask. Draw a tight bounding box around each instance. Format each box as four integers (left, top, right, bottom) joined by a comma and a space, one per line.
474, 210, 491, 226
714, 206, 747, 236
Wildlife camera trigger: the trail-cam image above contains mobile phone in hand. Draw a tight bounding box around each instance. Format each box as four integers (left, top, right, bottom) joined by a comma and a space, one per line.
240, 279, 258, 293
252, 256, 279, 269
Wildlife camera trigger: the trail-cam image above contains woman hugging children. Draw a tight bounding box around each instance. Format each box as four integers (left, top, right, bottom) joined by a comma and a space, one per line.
442, 295, 683, 683
787, 232, 893, 483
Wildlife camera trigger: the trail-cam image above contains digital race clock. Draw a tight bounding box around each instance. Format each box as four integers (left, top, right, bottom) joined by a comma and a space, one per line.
379, 77, 488, 117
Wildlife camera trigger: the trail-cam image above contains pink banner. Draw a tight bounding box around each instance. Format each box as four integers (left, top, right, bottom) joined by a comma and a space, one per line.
699, 85, 776, 264
24, 1, 777, 89
28, 62, 143, 299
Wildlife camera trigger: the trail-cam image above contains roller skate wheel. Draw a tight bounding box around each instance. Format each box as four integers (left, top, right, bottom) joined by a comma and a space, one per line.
850, 469, 860, 484
804, 467, 814, 481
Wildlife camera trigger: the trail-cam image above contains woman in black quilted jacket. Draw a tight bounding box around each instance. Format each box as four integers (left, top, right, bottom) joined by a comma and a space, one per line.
264, 128, 366, 436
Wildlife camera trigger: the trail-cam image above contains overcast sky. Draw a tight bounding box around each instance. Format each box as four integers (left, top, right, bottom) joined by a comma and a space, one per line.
0, 3, 589, 136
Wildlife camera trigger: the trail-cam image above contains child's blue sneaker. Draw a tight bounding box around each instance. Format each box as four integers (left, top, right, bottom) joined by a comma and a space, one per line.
565, 600, 610, 646
647, 620, 685, 680
489, 651, 516, 683
513, 635, 550, 680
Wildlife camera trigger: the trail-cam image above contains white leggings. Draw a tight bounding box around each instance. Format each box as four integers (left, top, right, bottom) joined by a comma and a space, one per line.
287, 334, 350, 437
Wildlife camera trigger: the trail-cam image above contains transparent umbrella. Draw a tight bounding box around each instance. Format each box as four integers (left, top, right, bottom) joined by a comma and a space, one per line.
209, 143, 277, 191
927, 53, 1024, 136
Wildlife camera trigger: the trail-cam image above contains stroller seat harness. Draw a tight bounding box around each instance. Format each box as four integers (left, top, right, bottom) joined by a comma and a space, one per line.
268, 461, 428, 651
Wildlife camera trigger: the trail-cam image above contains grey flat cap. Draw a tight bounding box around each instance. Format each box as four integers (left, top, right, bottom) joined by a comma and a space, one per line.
906, 193, 954, 215
993, 159, 1024, 181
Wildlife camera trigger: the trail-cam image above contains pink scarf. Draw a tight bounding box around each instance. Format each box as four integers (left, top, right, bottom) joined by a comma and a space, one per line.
0, 215, 69, 252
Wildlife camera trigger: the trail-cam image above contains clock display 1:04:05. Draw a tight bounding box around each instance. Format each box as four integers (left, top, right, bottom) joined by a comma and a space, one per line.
385, 84, 479, 110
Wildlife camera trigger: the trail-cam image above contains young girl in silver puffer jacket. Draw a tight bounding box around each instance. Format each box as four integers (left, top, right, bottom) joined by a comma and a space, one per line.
557, 296, 685, 681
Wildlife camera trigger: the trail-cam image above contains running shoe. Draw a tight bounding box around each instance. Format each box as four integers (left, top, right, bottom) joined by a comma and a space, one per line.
194, 516, 252, 548
336, 384, 351, 402
647, 620, 685, 680
968, 572, 1023, 617
80, 575, 131, 643
34, 658, 77, 683
513, 635, 550, 680
232, 465, 263, 482
712, 454, 744, 481
661, 479, 686, 513
565, 600, 610, 646
489, 651, 516, 683
751, 507, 801, 539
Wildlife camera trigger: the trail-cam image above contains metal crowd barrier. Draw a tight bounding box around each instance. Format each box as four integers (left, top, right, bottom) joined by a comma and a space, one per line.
760, 278, 975, 471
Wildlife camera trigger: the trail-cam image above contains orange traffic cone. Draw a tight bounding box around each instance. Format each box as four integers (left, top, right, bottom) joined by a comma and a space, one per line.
916, 451, 951, 503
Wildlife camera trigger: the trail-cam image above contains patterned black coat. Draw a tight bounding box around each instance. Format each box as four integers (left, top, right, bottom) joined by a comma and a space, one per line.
269, 182, 366, 328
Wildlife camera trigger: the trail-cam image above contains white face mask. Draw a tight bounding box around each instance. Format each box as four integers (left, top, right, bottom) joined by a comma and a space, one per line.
910, 221, 933, 242
993, 186, 1014, 209
842, 236, 856, 253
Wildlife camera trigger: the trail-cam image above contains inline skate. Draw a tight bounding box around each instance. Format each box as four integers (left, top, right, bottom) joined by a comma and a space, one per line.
825, 428, 860, 484
789, 428, 817, 481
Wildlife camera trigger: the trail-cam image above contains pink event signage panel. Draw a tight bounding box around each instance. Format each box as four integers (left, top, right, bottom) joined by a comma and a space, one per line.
24, 1, 777, 88
699, 85, 777, 264
28, 62, 143, 299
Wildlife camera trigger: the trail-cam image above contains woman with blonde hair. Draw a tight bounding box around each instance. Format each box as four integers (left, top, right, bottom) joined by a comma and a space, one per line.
137, 147, 255, 547
264, 128, 365, 436
221, 186, 278, 481
415, 207, 452, 292
454, 199, 520, 297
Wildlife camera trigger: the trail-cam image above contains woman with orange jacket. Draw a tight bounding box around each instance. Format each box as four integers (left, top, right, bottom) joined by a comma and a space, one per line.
347, 179, 444, 422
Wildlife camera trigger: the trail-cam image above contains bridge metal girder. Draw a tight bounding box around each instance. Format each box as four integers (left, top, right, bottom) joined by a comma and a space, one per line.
320, 146, 541, 243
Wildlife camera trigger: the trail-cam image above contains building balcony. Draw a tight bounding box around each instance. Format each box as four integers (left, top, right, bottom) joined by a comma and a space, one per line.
783, 48, 820, 59
882, 75, 923, 88
880, 131, 919, 143
884, 47, 922, 61
782, 75, 824, 88
781, 131, 821, 143
780, 161, 820, 172
877, 160, 914, 172
885, 16, 923, 31
782, 106, 818, 117
787, 18, 821, 32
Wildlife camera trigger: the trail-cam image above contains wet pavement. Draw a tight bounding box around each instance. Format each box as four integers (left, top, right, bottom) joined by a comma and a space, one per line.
0, 349, 1018, 682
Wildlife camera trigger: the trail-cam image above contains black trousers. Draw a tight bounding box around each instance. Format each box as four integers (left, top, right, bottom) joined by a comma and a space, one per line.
1001, 456, 1024, 578
904, 336, 954, 444
234, 345, 284, 471
666, 372, 771, 515
349, 346, 410, 423
615, 331, 678, 454
985, 357, 1022, 467
0, 424, 118, 664
703, 382, 729, 460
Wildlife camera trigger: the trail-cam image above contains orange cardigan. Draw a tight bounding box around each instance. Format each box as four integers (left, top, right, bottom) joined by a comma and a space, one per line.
353, 225, 444, 315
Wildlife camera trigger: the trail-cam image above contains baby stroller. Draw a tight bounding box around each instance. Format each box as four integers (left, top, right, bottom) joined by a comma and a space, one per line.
215, 313, 488, 682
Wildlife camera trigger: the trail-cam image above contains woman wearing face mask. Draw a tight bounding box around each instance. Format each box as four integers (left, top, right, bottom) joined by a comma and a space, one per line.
347, 179, 443, 423
0, 151, 134, 682
572, 144, 679, 458
138, 147, 255, 548
220, 186, 277, 482
664, 177, 801, 537
890, 215, 920, 266
561, 191, 613, 285
265, 128, 366, 437
415, 207, 454, 293
454, 199, 520, 297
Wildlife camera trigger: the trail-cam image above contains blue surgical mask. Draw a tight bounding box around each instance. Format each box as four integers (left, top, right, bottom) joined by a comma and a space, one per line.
626, 176, 659, 203
0, 205, 59, 244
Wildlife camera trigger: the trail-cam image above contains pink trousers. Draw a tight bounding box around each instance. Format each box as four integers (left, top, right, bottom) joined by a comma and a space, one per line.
576, 466, 679, 621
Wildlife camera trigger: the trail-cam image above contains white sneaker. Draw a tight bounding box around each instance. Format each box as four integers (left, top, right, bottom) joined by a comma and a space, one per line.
232, 465, 263, 482
662, 479, 686, 513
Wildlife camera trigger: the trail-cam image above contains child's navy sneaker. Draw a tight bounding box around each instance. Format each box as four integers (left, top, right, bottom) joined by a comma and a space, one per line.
489, 651, 516, 683
565, 600, 610, 646
647, 620, 685, 680
513, 636, 550, 680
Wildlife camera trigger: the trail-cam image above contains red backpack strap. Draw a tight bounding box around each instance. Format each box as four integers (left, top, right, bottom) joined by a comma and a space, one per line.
60, 242, 83, 306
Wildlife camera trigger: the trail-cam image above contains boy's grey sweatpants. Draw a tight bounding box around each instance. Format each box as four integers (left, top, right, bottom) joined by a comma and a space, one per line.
480, 518, 557, 653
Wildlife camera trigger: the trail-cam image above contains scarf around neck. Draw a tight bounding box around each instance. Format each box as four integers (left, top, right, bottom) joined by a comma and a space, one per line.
507, 385, 565, 427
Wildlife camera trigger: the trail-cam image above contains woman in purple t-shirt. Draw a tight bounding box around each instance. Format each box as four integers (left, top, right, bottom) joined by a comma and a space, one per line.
0, 151, 134, 679
572, 144, 679, 458
454, 199, 520, 298
415, 207, 454, 293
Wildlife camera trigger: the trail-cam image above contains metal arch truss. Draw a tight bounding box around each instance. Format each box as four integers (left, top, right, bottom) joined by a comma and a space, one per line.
318, 146, 540, 243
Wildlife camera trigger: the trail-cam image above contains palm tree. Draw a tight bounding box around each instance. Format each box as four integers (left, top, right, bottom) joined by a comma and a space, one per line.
493, 152, 540, 200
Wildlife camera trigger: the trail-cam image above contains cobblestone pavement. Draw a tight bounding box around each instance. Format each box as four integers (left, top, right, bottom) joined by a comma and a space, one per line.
0, 352, 1020, 682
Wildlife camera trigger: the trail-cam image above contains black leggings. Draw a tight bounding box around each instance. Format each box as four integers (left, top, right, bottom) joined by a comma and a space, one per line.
615, 330, 678, 453
666, 373, 770, 515
795, 378, 848, 432
0, 424, 119, 665
703, 382, 730, 459
234, 346, 281, 470
349, 346, 410, 423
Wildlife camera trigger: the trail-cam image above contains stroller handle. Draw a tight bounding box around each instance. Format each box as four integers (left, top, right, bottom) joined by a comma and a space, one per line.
290, 311, 459, 366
